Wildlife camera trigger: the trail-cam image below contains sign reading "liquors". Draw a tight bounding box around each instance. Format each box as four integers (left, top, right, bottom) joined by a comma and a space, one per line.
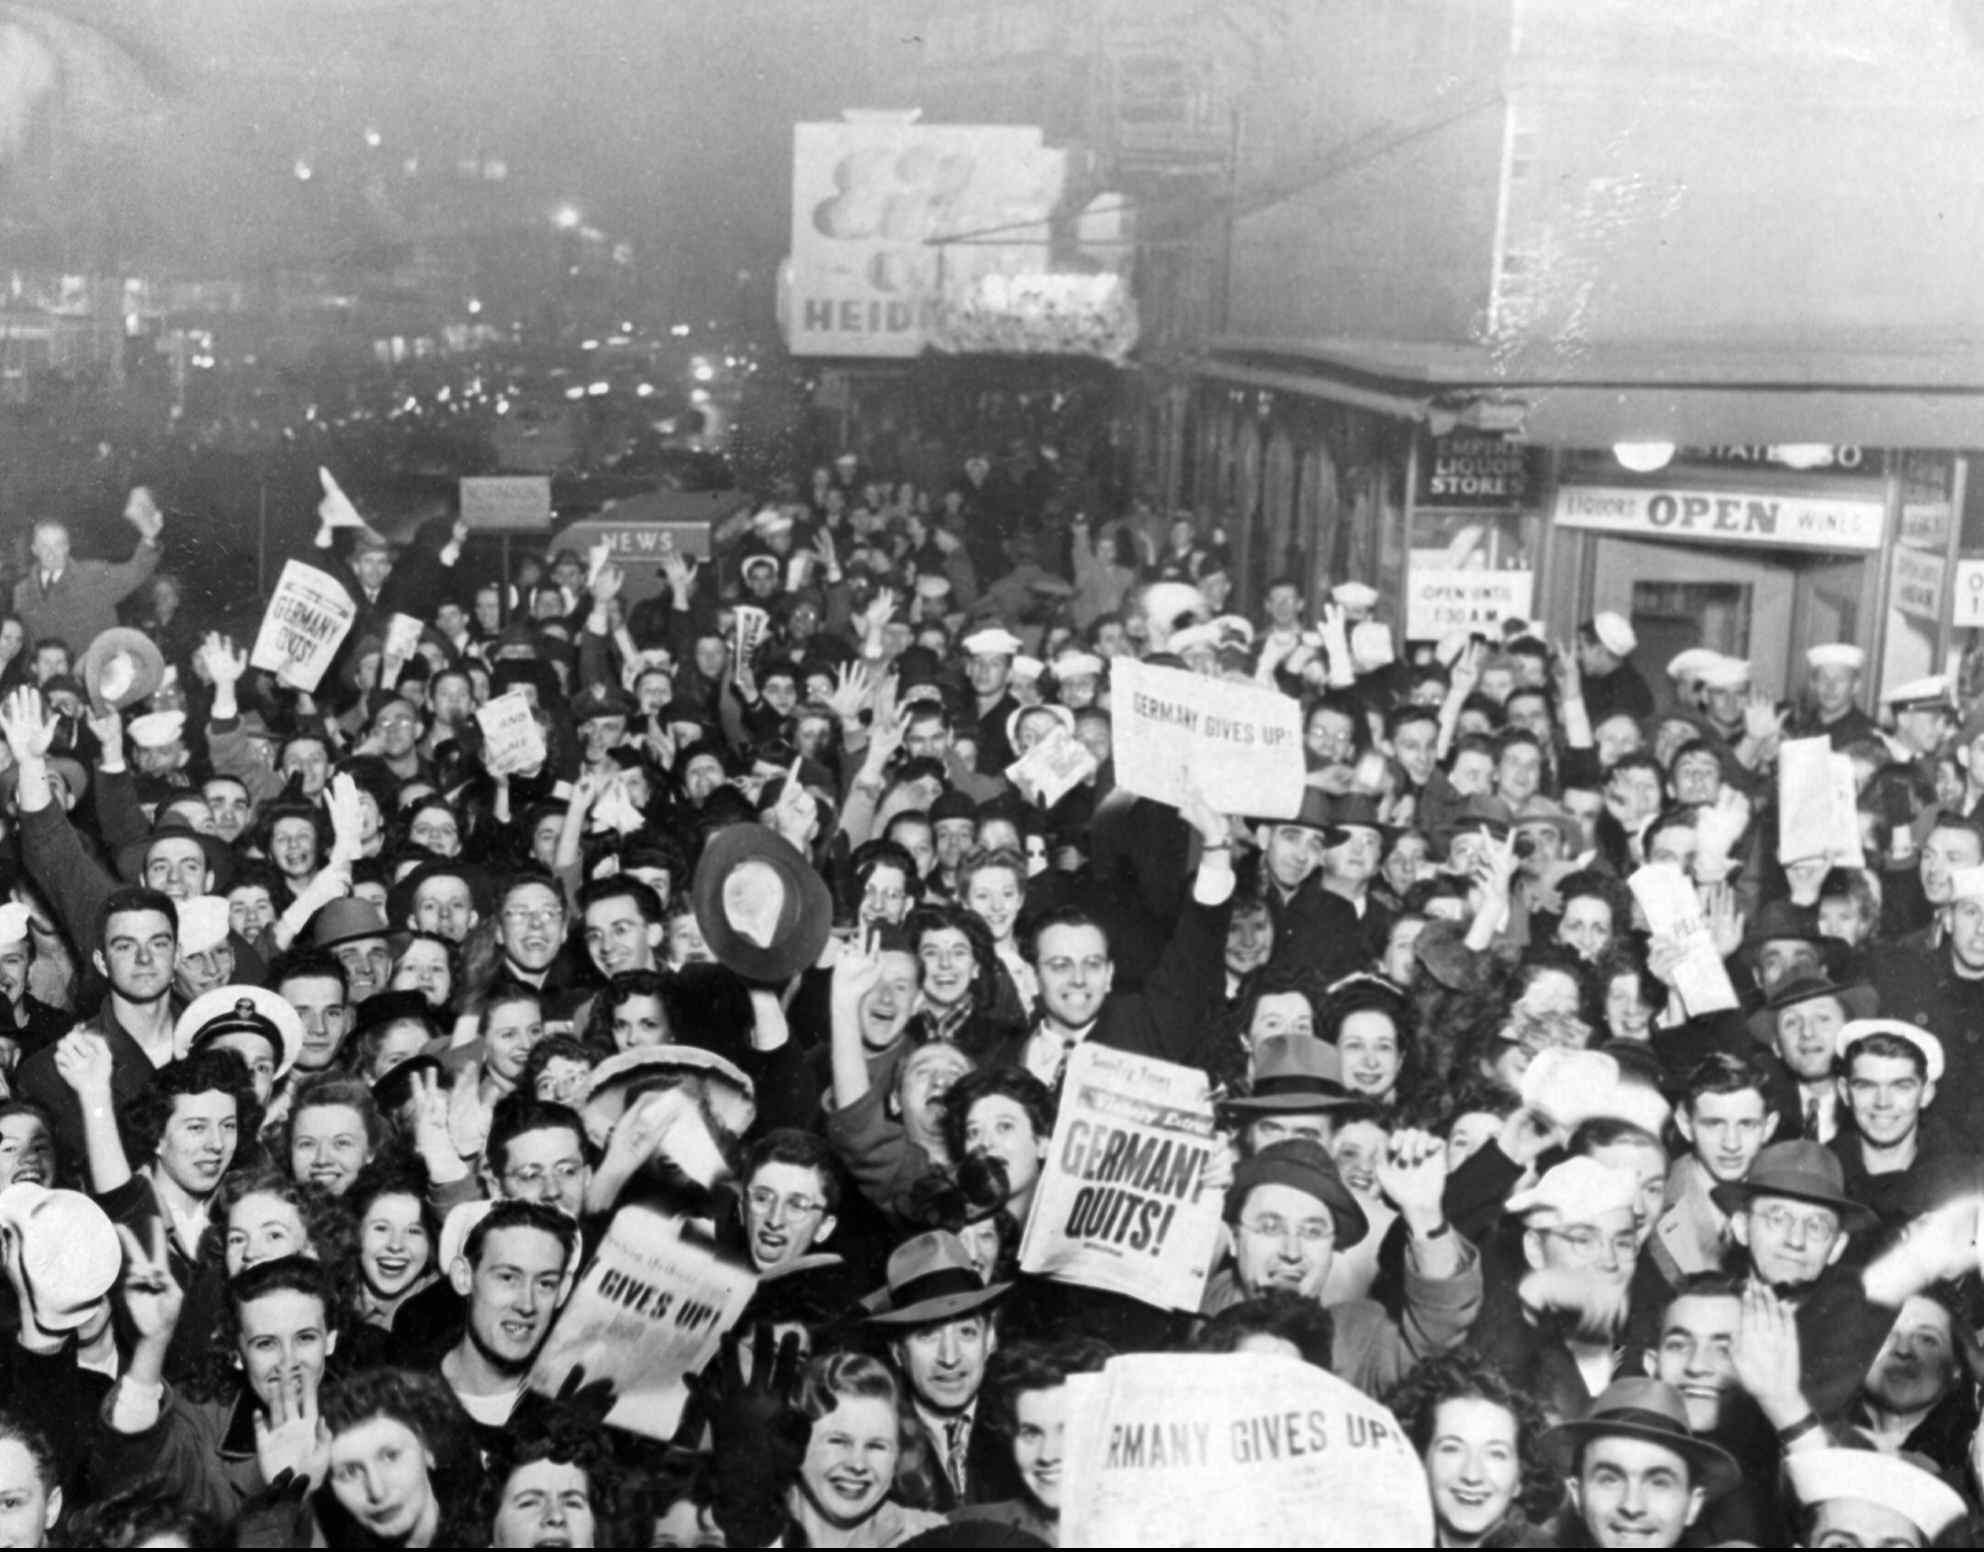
1553, 484, 1883, 552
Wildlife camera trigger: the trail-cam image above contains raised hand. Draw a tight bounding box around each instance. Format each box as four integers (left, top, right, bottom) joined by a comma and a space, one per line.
1731, 1282, 1807, 1429
1176, 771, 1230, 851
770, 759, 819, 846
1742, 691, 1784, 743
825, 661, 874, 725
830, 932, 884, 1011
125, 487, 164, 543
253, 1364, 330, 1488
0, 688, 54, 766
1552, 639, 1583, 702
1703, 884, 1745, 959
1376, 1126, 1450, 1232
84, 705, 123, 765
200, 633, 247, 687
591, 562, 624, 604
116, 1220, 184, 1345
1449, 641, 1483, 700
52, 1028, 114, 1101
324, 772, 367, 864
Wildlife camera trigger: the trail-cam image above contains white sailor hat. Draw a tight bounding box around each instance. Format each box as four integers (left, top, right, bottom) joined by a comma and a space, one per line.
1052, 651, 1103, 681
0, 903, 31, 947
1590, 611, 1637, 657
1331, 581, 1379, 612
1835, 1018, 1944, 1083
127, 710, 187, 750
1009, 655, 1044, 683
1806, 643, 1866, 673
1946, 865, 1984, 906
1666, 647, 1722, 683
962, 627, 1023, 659
1209, 614, 1257, 648
1698, 655, 1754, 692
1784, 1447, 1967, 1541
174, 895, 232, 958
1883, 674, 1954, 711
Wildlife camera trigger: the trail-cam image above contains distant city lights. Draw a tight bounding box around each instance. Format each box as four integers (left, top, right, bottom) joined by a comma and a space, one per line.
553, 204, 583, 230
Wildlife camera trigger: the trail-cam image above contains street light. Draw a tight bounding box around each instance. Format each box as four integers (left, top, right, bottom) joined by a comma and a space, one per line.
553, 204, 582, 230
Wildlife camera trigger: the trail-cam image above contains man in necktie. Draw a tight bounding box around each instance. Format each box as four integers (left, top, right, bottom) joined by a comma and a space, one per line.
12, 491, 164, 654
866, 1230, 1010, 1512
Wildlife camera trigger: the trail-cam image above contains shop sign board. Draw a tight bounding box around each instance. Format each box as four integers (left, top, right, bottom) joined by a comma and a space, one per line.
1890, 547, 1946, 623
1952, 560, 1984, 629
1405, 566, 1536, 640
460, 476, 553, 532
787, 117, 1067, 358
1553, 484, 1883, 552
1414, 433, 1537, 509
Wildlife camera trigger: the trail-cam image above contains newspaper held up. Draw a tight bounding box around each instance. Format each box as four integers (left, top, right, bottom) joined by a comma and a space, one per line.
1005, 723, 1099, 809
1110, 658, 1306, 820
1059, 1353, 1435, 1547
1628, 861, 1739, 1015
475, 689, 548, 777
380, 613, 424, 691
527, 1205, 756, 1440
1018, 1044, 1224, 1312
1777, 736, 1865, 867
248, 561, 357, 692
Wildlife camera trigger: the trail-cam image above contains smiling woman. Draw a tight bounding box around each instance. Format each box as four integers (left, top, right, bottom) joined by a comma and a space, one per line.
787, 1353, 945, 1549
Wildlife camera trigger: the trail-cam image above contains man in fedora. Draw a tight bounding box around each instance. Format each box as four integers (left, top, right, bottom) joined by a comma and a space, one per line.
1540, 1377, 1738, 1548
867, 1229, 1009, 1511
1251, 788, 1362, 984
1746, 973, 1875, 1143
1203, 1135, 1477, 1400
1319, 793, 1396, 966
1218, 1033, 1362, 1154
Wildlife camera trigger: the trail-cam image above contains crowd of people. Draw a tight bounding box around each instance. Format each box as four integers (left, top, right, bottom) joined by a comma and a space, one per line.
0, 448, 1979, 1548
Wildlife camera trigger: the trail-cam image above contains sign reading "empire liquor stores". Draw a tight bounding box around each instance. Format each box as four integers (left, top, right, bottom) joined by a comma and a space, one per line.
1553, 484, 1884, 553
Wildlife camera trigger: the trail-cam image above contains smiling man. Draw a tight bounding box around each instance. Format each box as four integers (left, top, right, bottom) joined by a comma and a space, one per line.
1830, 1020, 1979, 1225
736, 1129, 842, 1279
442, 1200, 578, 1436
1540, 1378, 1738, 1549
867, 1230, 1009, 1511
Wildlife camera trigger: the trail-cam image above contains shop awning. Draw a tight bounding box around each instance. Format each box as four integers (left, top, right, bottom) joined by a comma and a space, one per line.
1201, 337, 1984, 449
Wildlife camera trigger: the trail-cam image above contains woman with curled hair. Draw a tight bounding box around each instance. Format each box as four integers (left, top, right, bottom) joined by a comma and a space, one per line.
318, 1367, 486, 1548
956, 846, 1036, 1014
789, 1351, 945, 1547
280, 1072, 383, 1198
485, 1410, 636, 1549
584, 968, 671, 1052
952, 1337, 1115, 1544
902, 900, 1025, 1061
1384, 1348, 1564, 1548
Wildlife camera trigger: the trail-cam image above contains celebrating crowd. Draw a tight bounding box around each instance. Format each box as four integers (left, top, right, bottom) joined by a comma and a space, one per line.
0, 449, 1982, 1548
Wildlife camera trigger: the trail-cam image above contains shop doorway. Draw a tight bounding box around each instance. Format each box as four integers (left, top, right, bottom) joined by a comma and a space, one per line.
1588, 536, 1797, 706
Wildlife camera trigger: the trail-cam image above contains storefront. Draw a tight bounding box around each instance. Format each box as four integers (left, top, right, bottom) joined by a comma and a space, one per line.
1173, 350, 1983, 710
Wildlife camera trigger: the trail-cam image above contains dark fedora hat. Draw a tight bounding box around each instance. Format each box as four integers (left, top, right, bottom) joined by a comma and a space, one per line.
1252, 786, 1348, 842
302, 896, 391, 952
1540, 1378, 1740, 1496
862, 1230, 1010, 1328
116, 820, 235, 893
1744, 973, 1877, 1047
1708, 1139, 1877, 1230
1326, 792, 1394, 838
1221, 1035, 1358, 1115
1224, 1139, 1368, 1248
691, 825, 832, 984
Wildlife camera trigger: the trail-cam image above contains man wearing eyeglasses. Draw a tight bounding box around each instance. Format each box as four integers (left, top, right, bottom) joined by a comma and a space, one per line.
1200, 1134, 1477, 1401
483, 1095, 591, 1219
735, 1129, 842, 1279
495, 871, 585, 1025
1483, 1157, 1646, 1420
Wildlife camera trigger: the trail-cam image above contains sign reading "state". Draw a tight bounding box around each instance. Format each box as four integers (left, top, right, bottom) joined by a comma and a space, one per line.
1554, 484, 1884, 552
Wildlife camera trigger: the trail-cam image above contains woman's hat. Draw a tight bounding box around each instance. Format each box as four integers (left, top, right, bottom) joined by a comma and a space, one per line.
1539, 1378, 1739, 1496
80, 627, 164, 714
174, 984, 304, 1077
862, 1230, 1010, 1327
691, 825, 833, 984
